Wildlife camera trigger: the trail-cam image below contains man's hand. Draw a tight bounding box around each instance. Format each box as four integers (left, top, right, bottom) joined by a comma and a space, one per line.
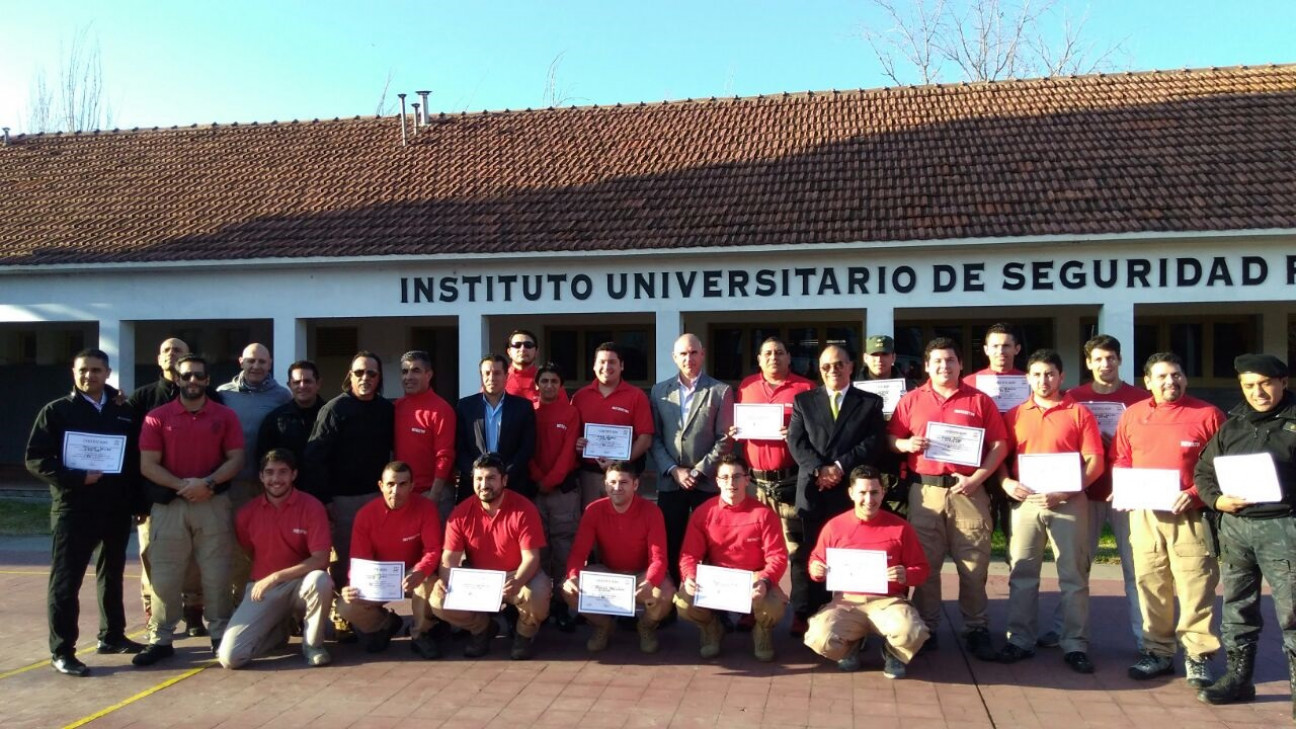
595, 457, 612, 471
635, 579, 654, 602
816, 464, 843, 490
898, 436, 928, 454
341, 585, 361, 603
503, 574, 523, 602
683, 577, 697, 597
83, 470, 103, 486
575, 437, 589, 453
402, 569, 425, 594
886, 565, 906, 585
1026, 491, 1066, 509
673, 467, 698, 490
949, 473, 981, 496
1214, 495, 1251, 514
177, 478, 211, 503
562, 577, 579, 600
751, 577, 769, 601
250, 574, 278, 602
1003, 477, 1031, 502
1171, 492, 1195, 515
809, 560, 827, 580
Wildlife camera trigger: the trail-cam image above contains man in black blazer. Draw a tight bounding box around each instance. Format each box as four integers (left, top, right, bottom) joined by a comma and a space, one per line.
456, 354, 537, 501
788, 344, 887, 628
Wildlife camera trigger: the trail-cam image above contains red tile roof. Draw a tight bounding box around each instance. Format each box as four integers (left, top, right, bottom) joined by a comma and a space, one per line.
1, 65, 1294, 266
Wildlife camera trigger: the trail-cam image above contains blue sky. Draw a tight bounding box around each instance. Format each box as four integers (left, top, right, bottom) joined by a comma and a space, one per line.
1, 1, 1293, 132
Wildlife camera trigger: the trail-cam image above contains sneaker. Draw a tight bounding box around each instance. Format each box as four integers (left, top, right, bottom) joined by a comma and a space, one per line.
882, 645, 907, 679
303, 644, 332, 667
1185, 655, 1214, 688
464, 629, 492, 658
837, 640, 863, 672
510, 633, 535, 661
965, 628, 998, 662
1128, 653, 1174, 680
96, 637, 145, 654
752, 624, 775, 662
410, 633, 441, 660
586, 623, 612, 653
637, 620, 661, 655
1036, 630, 1060, 648
131, 643, 175, 667
1064, 651, 1095, 674
998, 642, 1035, 664
51, 654, 89, 677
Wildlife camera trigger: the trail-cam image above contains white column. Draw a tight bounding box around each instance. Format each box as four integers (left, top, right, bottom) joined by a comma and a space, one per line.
98, 319, 136, 393
1098, 302, 1136, 384
1262, 309, 1289, 358
272, 316, 306, 380
865, 305, 894, 337
1054, 311, 1082, 388
655, 309, 682, 383
458, 312, 489, 398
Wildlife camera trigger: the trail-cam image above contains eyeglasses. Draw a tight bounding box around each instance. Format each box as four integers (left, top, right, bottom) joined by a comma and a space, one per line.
177, 371, 208, 381
820, 362, 848, 372
715, 473, 748, 482
509, 341, 536, 350
351, 369, 380, 379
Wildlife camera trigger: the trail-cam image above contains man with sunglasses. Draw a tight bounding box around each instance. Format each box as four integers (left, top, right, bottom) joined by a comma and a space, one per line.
134, 355, 245, 666
505, 329, 541, 405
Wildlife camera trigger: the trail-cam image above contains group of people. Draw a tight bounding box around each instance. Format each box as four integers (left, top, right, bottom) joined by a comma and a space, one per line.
24, 324, 1296, 717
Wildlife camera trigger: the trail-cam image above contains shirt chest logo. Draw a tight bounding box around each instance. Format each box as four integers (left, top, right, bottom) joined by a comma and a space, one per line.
612, 406, 630, 414
555, 423, 568, 431
292, 528, 308, 535
402, 534, 419, 542
954, 409, 976, 417
411, 427, 426, 434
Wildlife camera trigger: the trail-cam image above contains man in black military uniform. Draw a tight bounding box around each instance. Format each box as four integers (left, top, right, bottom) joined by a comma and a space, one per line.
26, 348, 146, 676
1194, 353, 1296, 717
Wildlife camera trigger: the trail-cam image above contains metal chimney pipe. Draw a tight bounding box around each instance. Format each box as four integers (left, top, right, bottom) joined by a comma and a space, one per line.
412, 103, 421, 131
1, 127, 9, 147
417, 90, 431, 124
397, 93, 408, 146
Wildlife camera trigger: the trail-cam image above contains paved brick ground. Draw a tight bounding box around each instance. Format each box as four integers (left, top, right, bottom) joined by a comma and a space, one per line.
2, 536, 1292, 729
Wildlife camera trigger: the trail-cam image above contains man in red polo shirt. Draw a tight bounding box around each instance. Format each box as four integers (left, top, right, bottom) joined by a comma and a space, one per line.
337, 461, 444, 658
134, 355, 245, 667
674, 455, 788, 662
964, 323, 1027, 550
734, 336, 814, 633
394, 350, 457, 522
1113, 352, 1224, 685
804, 465, 931, 679
572, 342, 655, 508
431, 454, 549, 660
998, 349, 1104, 674
504, 329, 541, 404
530, 362, 582, 631
218, 449, 332, 669
889, 337, 1007, 662
563, 461, 675, 653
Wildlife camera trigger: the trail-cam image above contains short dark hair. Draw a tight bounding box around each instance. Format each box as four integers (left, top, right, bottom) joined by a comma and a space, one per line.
923, 337, 961, 363
382, 460, 412, 478
400, 350, 432, 369
537, 361, 564, 383
714, 453, 749, 475
479, 354, 508, 370
507, 329, 538, 347
1143, 351, 1185, 377
985, 323, 1017, 343
260, 448, 297, 471
594, 341, 622, 361
73, 348, 110, 367
343, 351, 382, 393
604, 460, 637, 477
1026, 348, 1064, 372
176, 354, 208, 371
472, 453, 507, 476
1084, 335, 1122, 359
287, 360, 319, 380
849, 464, 882, 483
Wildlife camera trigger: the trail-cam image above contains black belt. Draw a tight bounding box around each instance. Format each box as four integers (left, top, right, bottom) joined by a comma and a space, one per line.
752, 468, 797, 483
913, 474, 958, 488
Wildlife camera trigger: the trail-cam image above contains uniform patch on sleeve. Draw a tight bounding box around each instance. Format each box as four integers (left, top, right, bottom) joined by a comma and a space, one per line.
1283, 422, 1296, 433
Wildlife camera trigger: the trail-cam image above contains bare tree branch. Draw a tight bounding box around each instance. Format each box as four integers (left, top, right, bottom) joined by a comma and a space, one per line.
375, 69, 396, 116
543, 51, 578, 107
23, 24, 112, 133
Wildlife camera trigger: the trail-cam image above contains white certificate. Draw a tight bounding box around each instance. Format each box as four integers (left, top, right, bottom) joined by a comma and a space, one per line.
975, 374, 1031, 413
577, 571, 638, 617
1215, 453, 1284, 504
853, 379, 906, 417
1017, 452, 1083, 493
922, 422, 986, 468
825, 548, 889, 594
1111, 467, 1181, 512
442, 567, 507, 612
694, 564, 754, 614
349, 558, 405, 602
733, 403, 785, 440
582, 423, 633, 460
62, 431, 127, 474
1079, 401, 1127, 438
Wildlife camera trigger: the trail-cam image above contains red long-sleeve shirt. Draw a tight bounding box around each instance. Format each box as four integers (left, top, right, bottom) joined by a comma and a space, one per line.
529, 399, 580, 493
506, 364, 539, 404
393, 389, 456, 492
1111, 395, 1224, 507
566, 495, 669, 586
808, 508, 929, 598
679, 495, 787, 584
736, 372, 814, 471
348, 495, 443, 577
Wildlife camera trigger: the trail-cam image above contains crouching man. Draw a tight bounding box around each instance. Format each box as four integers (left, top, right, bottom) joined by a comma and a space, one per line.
804, 466, 930, 678
218, 449, 332, 669
336, 461, 444, 658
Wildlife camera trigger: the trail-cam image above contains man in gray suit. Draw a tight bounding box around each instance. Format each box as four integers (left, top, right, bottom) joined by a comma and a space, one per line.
650, 333, 735, 583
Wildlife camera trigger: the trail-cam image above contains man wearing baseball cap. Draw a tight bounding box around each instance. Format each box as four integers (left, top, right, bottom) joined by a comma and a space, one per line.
1194, 354, 1296, 715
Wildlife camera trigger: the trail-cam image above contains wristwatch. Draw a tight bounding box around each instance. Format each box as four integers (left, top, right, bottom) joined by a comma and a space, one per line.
204, 477, 216, 491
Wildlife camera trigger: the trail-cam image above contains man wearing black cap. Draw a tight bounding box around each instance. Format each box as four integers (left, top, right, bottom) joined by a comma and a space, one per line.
1194, 353, 1296, 715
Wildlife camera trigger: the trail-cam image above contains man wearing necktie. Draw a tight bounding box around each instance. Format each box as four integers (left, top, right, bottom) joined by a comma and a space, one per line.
788, 344, 887, 627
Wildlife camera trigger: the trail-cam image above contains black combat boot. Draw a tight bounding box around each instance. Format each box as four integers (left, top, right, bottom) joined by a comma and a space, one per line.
1197, 644, 1257, 705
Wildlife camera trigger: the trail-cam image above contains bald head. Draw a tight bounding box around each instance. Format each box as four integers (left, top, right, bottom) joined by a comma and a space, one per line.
239, 343, 272, 385
672, 333, 706, 382
157, 338, 190, 379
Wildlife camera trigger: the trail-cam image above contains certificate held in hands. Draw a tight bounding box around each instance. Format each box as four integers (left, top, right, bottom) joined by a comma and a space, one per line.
1110, 467, 1181, 512
1017, 452, 1083, 493
922, 422, 985, 468
733, 404, 785, 440
577, 571, 637, 617
694, 564, 754, 614
975, 374, 1030, 413
583, 423, 633, 460
350, 558, 405, 602
62, 431, 127, 474
443, 567, 508, 612
1215, 453, 1284, 504
825, 548, 889, 594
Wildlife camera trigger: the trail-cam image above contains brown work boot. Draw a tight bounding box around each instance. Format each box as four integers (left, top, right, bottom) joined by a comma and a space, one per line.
586, 623, 612, 653
699, 617, 724, 659
637, 619, 661, 654
752, 623, 775, 662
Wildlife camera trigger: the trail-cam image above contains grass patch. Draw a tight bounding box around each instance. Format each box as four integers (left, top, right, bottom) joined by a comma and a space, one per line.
989, 524, 1120, 564
0, 498, 51, 536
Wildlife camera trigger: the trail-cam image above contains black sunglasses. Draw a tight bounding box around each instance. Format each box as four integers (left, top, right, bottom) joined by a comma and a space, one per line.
178, 371, 208, 381
509, 341, 537, 350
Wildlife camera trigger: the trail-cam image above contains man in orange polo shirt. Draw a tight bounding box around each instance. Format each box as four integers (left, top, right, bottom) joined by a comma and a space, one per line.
218, 449, 332, 669
889, 337, 1008, 662
998, 349, 1105, 673
572, 342, 655, 508
431, 454, 549, 660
